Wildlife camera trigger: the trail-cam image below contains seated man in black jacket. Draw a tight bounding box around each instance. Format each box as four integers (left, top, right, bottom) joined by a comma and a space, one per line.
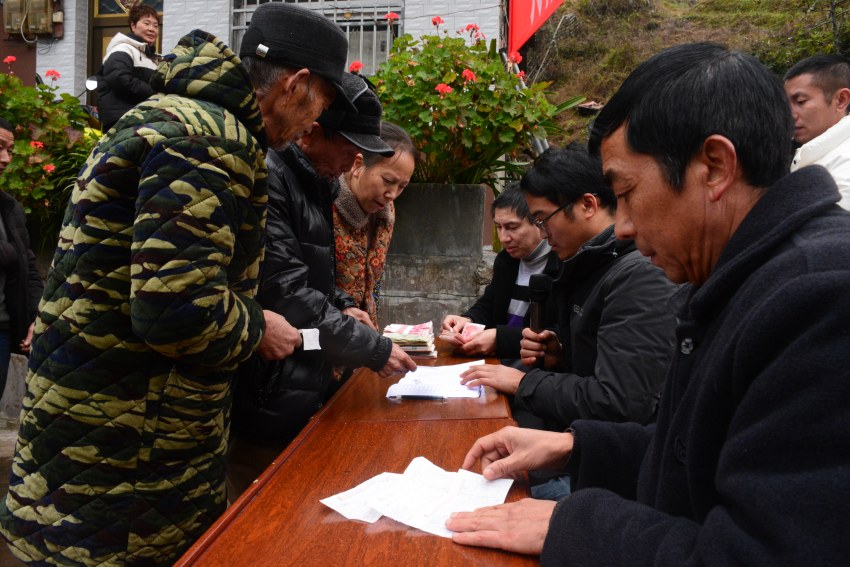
459, 145, 677, 497
441, 183, 560, 364
228, 73, 416, 498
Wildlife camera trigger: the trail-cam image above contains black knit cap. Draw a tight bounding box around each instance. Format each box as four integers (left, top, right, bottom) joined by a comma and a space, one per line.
316, 73, 394, 157
239, 3, 352, 107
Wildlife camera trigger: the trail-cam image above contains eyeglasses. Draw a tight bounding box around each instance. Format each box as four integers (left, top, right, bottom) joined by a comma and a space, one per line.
531, 201, 572, 235
531, 194, 598, 236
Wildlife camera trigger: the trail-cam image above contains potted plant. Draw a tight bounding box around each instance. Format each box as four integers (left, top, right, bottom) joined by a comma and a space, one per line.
372, 17, 581, 186
0, 57, 99, 255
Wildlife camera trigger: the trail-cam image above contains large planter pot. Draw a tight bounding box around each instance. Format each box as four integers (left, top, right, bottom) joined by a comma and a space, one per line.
380, 183, 489, 328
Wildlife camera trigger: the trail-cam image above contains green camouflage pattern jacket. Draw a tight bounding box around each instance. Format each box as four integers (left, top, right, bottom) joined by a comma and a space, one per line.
0, 30, 268, 565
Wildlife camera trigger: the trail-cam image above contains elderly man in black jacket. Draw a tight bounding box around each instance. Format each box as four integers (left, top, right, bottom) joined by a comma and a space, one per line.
448, 43, 850, 566
228, 74, 416, 497
0, 117, 43, 402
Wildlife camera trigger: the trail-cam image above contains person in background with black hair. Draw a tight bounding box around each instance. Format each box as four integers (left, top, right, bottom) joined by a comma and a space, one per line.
97, 2, 160, 131
458, 144, 676, 500
448, 42, 850, 565
785, 53, 850, 208
441, 183, 560, 364
0, 116, 42, 402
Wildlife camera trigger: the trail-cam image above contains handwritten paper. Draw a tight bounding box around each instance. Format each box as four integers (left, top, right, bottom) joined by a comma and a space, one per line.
320, 457, 513, 538
386, 360, 485, 399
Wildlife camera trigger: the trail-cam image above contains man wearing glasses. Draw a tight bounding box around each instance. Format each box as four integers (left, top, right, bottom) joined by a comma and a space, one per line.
459, 144, 677, 499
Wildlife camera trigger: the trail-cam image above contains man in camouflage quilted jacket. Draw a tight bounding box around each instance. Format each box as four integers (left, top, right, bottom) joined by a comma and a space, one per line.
0, 4, 350, 565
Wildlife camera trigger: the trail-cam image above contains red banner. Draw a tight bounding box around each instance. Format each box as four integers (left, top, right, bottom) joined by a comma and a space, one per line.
508, 0, 564, 53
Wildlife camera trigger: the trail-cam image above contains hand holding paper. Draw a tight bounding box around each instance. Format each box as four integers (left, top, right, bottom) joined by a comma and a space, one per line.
320, 457, 514, 538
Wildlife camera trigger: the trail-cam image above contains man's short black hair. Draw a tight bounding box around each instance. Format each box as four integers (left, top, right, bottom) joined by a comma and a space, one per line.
0, 117, 12, 132
491, 182, 529, 218
520, 142, 615, 211
785, 53, 850, 101
588, 42, 793, 192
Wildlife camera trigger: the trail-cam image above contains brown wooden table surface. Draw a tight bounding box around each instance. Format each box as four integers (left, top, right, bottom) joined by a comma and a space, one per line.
317, 355, 510, 422
177, 355, 534, 566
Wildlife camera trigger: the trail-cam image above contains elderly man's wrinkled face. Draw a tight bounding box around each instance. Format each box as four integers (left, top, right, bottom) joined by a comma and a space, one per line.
602, 126, 710, 285
259, 71, 336, 151
0, 128, 13, 175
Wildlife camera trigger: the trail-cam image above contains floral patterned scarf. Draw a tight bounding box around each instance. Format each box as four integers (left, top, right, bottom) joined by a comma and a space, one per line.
333, 174, 395, 329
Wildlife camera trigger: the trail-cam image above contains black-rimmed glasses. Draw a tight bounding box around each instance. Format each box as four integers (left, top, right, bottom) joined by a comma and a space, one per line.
531, 201, 572, 235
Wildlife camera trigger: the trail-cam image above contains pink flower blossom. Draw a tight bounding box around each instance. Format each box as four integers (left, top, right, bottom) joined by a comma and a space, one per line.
516, 71, 526, 81
43, 164, 55, 174
29, 140, 44, 149
462, 69, 476, 83
3, 56, 15, 65
45, 69, 61, 80
465, 24, 480, 33
432, 16, 444, 28
435, 83, 453, 98
384, 12, 400, 21
509, 51, 523, 64
349, 60, 364, 73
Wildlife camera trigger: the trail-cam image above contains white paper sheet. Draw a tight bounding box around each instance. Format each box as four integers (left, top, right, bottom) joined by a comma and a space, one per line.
319, 472, 401, 523
386, 360, 485, 399
320, 456, 513, 538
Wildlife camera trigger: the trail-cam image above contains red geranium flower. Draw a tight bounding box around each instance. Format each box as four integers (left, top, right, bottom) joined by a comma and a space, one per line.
29, 140, 44, 149
435, 83, 453, 98
45, 69, 61, 80
349, 60, 364, 73
43, 164, 55, 174
384, 12, 400, 21
516, 71, 526, 81
462, 69, 476, 83
508, 51, 523, 64
3, 56, 16, 65
432, 16, 444, 28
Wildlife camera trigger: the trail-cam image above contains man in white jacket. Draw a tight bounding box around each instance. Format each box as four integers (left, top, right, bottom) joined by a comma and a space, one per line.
785, 54, 850, 209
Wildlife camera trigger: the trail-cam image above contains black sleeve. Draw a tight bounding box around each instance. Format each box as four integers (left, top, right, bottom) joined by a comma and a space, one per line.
0, 241, 16, 267
260, 169, 389, 370
513, 258, 676, 427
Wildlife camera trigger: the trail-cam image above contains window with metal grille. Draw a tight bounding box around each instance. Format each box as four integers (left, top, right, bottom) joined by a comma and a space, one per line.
232, 0, 404, 76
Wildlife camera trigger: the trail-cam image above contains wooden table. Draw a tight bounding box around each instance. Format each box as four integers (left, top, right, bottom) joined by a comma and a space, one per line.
177, 356, 534, 566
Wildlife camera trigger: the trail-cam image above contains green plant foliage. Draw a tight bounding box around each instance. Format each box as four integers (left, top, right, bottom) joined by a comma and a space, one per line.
373, 24, 583, 185
0, 59, 92, 214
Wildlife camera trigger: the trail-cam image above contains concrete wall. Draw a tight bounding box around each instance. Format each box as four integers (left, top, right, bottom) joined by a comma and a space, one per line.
380, 183, 490, 328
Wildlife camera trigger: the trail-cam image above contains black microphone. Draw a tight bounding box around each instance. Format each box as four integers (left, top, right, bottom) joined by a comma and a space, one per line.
528, 274, 553, 333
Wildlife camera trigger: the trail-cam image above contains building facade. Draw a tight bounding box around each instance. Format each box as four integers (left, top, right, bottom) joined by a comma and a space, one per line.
14, 0, 503, 104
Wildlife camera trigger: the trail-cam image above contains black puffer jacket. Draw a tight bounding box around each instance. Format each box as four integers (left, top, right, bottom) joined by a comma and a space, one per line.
513, 225, 677, 430
0, 191, 42, 354
97, 32, 157, 131
232, 145, 392, 443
